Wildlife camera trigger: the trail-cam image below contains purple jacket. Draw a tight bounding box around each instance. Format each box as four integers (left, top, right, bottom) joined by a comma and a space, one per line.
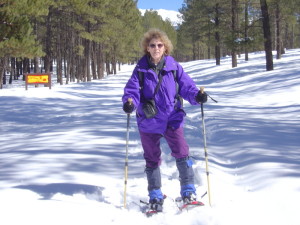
122, 55, 199, 134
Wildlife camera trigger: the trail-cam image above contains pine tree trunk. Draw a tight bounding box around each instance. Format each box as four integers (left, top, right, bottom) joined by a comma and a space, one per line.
291, 24, 294, 49
91, 41, 97, 79
16, 60, 22, 79
23, 58, 30, 76
260, 0, 274, 71
84, 37, 91, 82
0, 57, 6, 89
192, 41, 196, 61
275, 2, 281, 60
57, 51, 63, 85
214, 4, 221, 66
34, 57, 39, 73
11, 57, 16, 82
45, 6, 53, 73
244, 0, 249, 61
70, 29, 76, 83
112, 58, 116, 75
64, 58, 69, 84
76, 55, 81, 83
56, 37, 63, 85
105, 52, 111, 75
70, 55, 76, 82
231, 0, 238, 68
112, 46, 117, 74
97, 43, 104, 79
208, 24, 211, 59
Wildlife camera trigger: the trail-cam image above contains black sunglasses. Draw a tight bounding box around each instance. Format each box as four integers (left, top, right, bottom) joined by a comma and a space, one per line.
149, 43, 164, 48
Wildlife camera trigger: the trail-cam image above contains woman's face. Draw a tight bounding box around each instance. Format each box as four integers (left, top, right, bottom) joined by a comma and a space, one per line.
147, 38, 165, 64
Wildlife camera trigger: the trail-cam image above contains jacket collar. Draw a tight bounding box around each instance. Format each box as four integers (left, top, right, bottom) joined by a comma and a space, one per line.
138, 55, 177, 72
147, 55, 165, 69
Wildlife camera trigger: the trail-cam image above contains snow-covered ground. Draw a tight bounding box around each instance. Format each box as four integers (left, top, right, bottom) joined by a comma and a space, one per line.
0, 49, 299, 225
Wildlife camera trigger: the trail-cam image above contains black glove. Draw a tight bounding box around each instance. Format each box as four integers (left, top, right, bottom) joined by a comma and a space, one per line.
195, 91, 208, 103
123, 101, 134, 114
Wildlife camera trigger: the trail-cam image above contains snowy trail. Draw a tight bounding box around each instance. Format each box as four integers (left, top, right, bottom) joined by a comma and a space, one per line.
1, 50, 300, 225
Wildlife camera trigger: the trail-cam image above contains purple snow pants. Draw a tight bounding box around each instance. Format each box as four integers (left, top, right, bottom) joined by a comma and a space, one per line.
139, 127, 189, 168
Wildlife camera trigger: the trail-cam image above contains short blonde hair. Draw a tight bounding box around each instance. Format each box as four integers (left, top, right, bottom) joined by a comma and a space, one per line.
141, 28, 173, 55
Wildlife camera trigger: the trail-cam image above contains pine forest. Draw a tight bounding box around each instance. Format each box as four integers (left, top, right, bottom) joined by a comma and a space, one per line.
1, 0, 300, 88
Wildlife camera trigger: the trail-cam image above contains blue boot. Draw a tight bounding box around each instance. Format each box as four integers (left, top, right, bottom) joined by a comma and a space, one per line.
149, 195, 164, 212
181, 185, 197, 203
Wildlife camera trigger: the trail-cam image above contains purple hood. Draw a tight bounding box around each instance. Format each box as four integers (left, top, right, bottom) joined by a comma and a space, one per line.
122, 55, 199, 134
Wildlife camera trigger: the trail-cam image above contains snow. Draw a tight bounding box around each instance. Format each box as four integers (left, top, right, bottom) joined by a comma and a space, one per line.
1, 49, 300, 225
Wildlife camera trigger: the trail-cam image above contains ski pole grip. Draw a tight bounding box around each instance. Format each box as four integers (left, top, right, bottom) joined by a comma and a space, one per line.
200, 86, 205, 94
128, 98, 133, 105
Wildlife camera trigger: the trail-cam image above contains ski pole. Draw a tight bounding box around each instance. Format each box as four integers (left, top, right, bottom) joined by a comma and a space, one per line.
200, 87, 212, 207
124, 98, 132, 209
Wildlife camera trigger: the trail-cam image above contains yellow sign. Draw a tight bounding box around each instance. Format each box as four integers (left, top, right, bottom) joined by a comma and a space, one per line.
27, 75, 49, 84
25, 73, 51, 90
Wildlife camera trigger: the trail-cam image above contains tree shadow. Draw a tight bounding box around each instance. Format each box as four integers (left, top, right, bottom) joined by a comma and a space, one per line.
14, 183, 105, 202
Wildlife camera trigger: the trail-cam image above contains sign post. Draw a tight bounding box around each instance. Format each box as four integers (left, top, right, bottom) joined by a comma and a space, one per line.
25, 73, 51, 90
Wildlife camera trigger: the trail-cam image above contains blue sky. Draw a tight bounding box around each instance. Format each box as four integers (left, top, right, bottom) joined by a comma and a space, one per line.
137, 0, 184, 12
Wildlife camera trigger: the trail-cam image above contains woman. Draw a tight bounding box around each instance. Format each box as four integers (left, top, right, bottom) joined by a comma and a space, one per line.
122, 28, 207, 212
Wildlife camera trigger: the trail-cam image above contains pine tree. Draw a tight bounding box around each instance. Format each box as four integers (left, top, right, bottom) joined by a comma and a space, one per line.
179, 0, 226, 64
0, 0, 50, 88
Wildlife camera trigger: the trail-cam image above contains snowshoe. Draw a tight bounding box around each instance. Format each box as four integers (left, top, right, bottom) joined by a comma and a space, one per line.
140, 196, 165, 217
176, 193, 204, 212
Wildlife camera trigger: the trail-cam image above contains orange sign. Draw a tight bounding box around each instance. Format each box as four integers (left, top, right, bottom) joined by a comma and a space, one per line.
25, 73, 51, 90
